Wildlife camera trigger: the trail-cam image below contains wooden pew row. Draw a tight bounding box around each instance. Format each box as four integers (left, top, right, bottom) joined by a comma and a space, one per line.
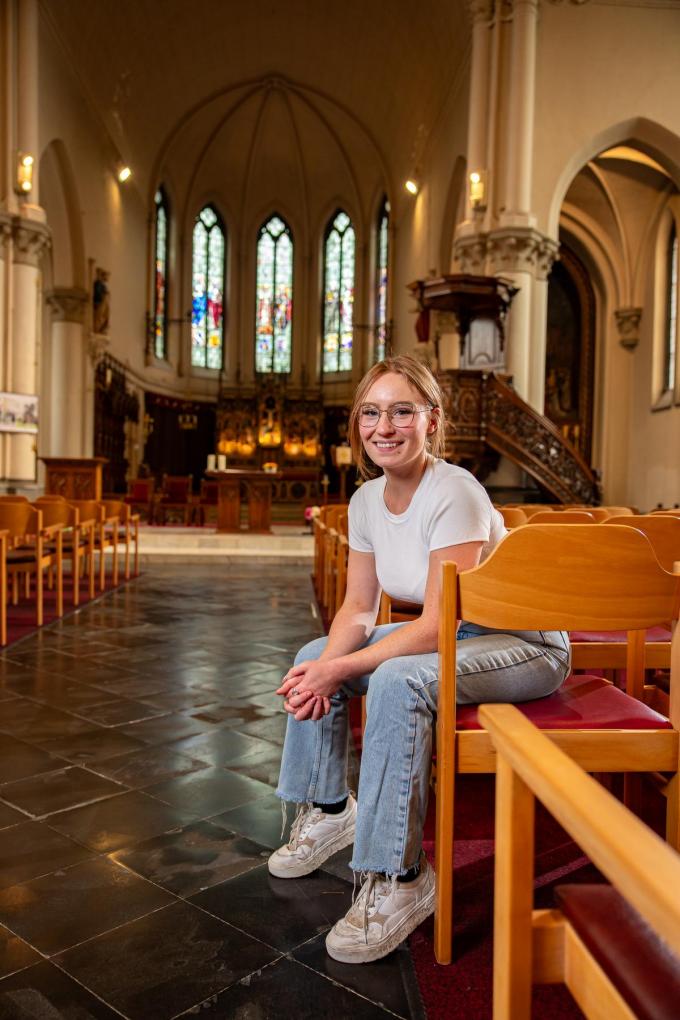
482, 703, 680, 1020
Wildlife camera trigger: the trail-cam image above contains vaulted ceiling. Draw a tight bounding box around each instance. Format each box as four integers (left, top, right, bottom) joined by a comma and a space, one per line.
41, 0, 471, 234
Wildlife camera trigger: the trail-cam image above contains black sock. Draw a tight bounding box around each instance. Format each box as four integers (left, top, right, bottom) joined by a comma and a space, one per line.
397, 862, 421, 883
313, 797, 347, 815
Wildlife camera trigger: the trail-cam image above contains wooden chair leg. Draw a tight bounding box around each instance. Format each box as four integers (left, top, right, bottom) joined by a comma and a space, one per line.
493, 756, 535, 1020
112, 533, 119, 587
36, 566, 43, 627
124, 523, 130, 580
47, 565, 54, 590
72, 549, 80, 607
11, 573, 18, 606
24, 572, 30, 598
99, 526, 105, 592
434, 734, 456, 965
88, 534, 95, 599
665, 773, 680, 851
56, 542, 63, 618
133, 520, 139, 577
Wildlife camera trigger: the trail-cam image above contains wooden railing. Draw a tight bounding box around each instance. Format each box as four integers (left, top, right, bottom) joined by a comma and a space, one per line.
438, 370, 600, 505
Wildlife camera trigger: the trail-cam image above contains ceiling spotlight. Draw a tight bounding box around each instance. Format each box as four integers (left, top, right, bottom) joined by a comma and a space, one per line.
118, 166, 132, 183
405, 179, 419, 196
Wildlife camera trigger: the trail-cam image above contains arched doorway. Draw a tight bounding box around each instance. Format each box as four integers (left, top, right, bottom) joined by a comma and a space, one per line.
544, 244, 595, 463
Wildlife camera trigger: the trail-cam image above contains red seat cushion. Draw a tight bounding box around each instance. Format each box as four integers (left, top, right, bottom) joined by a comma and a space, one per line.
569, 626, 671, 643
555, 884, 680, 1020
456, 674, 671, 731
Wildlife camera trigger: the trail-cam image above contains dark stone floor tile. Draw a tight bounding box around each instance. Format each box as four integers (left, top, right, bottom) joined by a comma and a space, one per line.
0, 960, 122, 1016
188, 702, 270, 727
0, 700, 96, 742
0, 803, 28, 830
190, 863, 352, 953
55, 900, 279, 1020
234, 713, 288, 745
89, 745, 210, 789
145, 766, 272, 818
168, 728, 269, 766
0, 925, 41, 979
0, 821, 93, 889
119, 713, 212, 746
7, 676, 116, 712
37, 727, 147, 763
226, 741, 284, 787
293, 932, 416, 1018
140, 688, 218, 711
0, 857, 172, 955
59, 661, 141, 685
112, 820, 266, 896
0, 766, 122, 817
177, 955, 394, 1019
0, 735, 62, 785
211, 792, 291, 849
47, 789, 195, 853
75, 698, 168, 727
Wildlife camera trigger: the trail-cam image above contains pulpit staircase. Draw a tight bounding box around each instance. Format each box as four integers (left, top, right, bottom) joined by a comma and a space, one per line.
438, 369, 600, 505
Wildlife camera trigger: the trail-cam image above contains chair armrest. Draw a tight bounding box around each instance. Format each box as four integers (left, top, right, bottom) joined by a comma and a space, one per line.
40, 524, 64, 538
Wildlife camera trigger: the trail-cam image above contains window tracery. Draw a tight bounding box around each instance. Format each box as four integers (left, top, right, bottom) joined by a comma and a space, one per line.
255, 215, 293, 374
191, 205, 225, 370
323, 210, 355, 373
153, 188, 169, 360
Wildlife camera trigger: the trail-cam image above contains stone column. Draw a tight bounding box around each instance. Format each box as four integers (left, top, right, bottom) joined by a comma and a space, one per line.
6, 218, 50, 481
499, 0, 539, 226
45, 287, 89, 457
461, 0, 493, 228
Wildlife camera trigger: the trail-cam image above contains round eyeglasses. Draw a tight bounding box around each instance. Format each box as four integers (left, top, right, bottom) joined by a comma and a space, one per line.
358, 402, 433, 428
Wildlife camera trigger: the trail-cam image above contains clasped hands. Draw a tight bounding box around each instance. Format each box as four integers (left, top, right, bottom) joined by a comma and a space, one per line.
276, 658, 343, 721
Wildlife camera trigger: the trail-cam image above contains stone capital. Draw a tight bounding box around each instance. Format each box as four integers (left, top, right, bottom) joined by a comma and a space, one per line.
12, 217, 51, 266
468, 0, 494, 19
614, 307, 642, 350
0, 213, 12, 252
454, 227, 559, 280
46, 287, 89, 324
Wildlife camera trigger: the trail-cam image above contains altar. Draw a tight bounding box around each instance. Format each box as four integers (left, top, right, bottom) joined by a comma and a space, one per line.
208, 469, 282, 533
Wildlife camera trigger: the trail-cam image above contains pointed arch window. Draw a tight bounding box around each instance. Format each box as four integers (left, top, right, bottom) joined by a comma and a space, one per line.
375, 198, 390, 362
255, 215, 294, 374
191, 206, 226, 370
663, 220, 678, 393
153, 188, 169, 360
323, 210, 355, 373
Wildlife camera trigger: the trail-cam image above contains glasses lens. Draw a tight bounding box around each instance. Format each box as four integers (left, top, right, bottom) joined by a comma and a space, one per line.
359, 405, 381, 426
388, 403, 415, 427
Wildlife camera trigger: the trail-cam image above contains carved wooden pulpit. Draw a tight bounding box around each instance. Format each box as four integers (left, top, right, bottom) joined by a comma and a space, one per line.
208, 469, 282, 533
40, 457, 108, 500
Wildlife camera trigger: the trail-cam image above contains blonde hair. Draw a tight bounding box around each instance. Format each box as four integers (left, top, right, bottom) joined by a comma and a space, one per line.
349, 355, 447, 480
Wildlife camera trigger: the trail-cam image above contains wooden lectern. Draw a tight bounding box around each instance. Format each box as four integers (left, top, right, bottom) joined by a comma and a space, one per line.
207, 469, 281, 532
40, 457, 108, 501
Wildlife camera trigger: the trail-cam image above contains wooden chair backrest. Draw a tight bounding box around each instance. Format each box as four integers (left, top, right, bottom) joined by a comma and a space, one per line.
199, 480, 219, 502
480, 703, 680, 965
452, 524, 680, 635
606, 514, 680, 573
34, 498, 78, 527
499, 507, 527, 528
67, 499, 104, 523
128, 478, 154, 500
602, 506, 635, 516
0, 495, 29, 502
0, 502, 41, 539
161, 474, 192, 500
528, 510, 595, 524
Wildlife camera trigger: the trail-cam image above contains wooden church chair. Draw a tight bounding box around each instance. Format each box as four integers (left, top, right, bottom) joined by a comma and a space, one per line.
498, 506, 527, 529
312, 505, 333, 599
67, 499, 118, 592
195, 480, 219, 526
434, 524, 679, 964
334, 534, 349, 624
103, 500, 139, 580
528, 510, 596, 523
569, 514, 680, 714
124, 477, 155, 523
156, 474, 193, 526
34, 497, 96, 605
0, 504, 64, 627
323, 511, 348, 620
315, 505, 347, 609
482, 704, 680, 1020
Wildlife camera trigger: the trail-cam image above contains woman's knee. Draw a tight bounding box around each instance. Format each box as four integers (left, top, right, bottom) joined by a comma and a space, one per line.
294, 634, 328, 666
367, 656, 433, 710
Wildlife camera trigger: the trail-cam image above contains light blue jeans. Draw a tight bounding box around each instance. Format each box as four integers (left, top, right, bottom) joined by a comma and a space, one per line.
276, 622, 570, 875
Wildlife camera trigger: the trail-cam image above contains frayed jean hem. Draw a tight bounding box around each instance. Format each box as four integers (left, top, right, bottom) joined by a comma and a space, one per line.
275, 788, 351, 805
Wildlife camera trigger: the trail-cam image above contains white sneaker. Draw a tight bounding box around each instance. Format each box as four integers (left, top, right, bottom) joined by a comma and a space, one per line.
267, 796, 357, 879
325, 857, 435, 963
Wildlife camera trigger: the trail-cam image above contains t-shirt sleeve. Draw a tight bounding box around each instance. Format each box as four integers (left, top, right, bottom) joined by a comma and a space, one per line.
348, 491, 373, 553
428, 478, 492, 551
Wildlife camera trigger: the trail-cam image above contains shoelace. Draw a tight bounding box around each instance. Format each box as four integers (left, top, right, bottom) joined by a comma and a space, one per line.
285, 802, 323, 850
349, 871, 397, 944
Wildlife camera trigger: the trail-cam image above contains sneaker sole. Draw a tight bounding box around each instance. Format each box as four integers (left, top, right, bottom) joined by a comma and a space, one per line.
325, 884, 435, 963
267, 822, 356, 879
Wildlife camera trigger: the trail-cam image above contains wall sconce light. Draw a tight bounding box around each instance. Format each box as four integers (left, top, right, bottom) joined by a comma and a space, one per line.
117, 165, 132, 183
178, 412, 198, 431
16, 153, 34, 195
405, 178, 419, 196
469, 170, 487, 210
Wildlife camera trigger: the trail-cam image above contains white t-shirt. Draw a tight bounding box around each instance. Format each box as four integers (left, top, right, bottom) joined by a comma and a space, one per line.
348, 458, 506, 604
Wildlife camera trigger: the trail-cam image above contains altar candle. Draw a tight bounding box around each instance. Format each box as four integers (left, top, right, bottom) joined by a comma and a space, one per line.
207, 454, 216, 472
217, 454, 227, 471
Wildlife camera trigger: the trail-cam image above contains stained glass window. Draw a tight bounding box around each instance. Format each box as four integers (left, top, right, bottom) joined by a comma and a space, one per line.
323, 210, 355, 373
153, 188, 169, 360
663, 221, 678, 393
375, 198, 389, 362
255, 215, 293, 374
191, 206, 225, 370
